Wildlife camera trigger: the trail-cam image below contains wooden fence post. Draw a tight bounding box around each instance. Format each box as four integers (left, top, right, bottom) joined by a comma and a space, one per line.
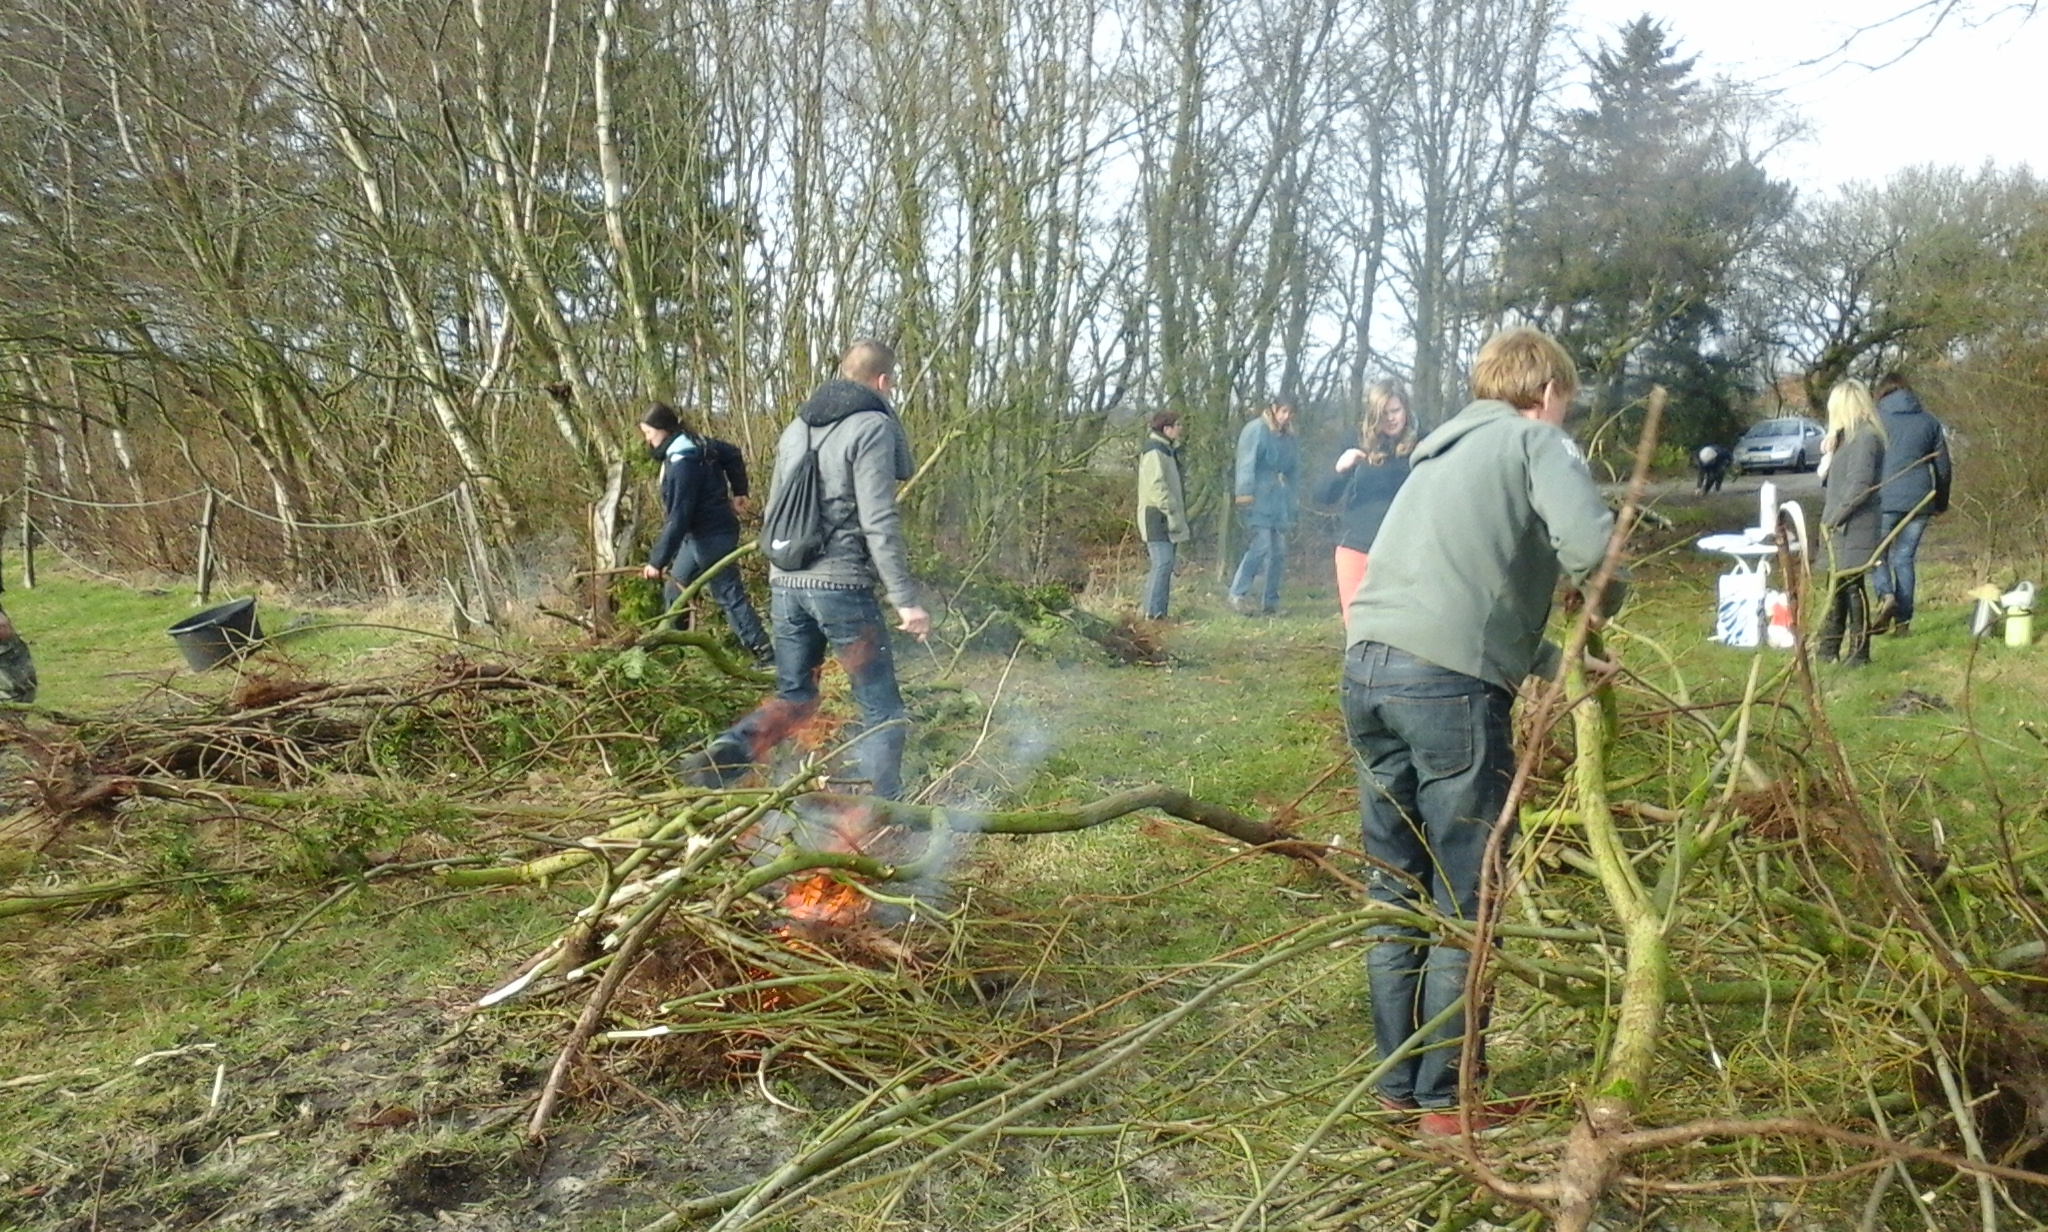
18, 498, 33, 590
194, 490, 218, 605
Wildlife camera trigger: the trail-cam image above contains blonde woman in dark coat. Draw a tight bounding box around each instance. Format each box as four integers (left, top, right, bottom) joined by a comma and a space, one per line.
1817, 379, 1886, 665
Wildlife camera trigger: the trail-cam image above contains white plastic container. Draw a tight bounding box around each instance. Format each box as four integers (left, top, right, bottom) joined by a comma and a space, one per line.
2003, 582, 2036, 648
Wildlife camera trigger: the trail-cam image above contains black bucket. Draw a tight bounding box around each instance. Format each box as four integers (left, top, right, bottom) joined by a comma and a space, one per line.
167, 597, 265, 671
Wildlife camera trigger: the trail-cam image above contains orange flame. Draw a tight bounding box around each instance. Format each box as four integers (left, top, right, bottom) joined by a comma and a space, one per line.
781, 874, 869, 930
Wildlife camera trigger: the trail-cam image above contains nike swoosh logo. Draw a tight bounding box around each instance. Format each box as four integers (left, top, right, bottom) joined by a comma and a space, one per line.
771, 538, 792, 550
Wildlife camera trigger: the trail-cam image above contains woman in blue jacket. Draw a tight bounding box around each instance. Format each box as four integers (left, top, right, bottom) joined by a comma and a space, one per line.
1318, 380, 1414, 619
638, 402, 771, 663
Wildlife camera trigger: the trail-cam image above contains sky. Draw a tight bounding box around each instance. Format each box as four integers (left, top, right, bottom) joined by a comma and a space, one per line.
1562, 0, 2048, 190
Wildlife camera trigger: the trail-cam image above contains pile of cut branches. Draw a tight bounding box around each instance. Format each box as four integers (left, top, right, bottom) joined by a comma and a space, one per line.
9, 563, 2048, 1232
0, 645, 757, 822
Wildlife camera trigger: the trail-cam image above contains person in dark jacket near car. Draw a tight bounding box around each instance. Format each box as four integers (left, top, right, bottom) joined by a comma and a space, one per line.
1317, 380, 1413, 617
639, 403, 771, 662
1135, 411, 1190, 620
1868, 373, 1953, 636
1816, 380, 1885, 665
1693, 444, 1729, 494
681, 340, 929, 799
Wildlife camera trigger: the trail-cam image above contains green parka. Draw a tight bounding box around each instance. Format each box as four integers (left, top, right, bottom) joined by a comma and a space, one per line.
1136, 431, 1190, 544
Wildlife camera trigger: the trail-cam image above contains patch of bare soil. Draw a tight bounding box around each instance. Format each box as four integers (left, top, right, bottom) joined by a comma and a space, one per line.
4, 994, 812, 1231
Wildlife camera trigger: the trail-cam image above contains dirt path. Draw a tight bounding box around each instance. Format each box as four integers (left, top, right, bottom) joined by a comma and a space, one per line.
1610, 466, 1824, 528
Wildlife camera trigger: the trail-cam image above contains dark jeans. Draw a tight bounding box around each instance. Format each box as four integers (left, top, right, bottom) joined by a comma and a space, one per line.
1817, 572, 1869, 664
666, 528, 769, 653
1871, 512, 1930, 626
1142, 540, 1176, 619
1342, 641, 1515, 1109
704, 586, 909, 798
1230, 526, 1286, 610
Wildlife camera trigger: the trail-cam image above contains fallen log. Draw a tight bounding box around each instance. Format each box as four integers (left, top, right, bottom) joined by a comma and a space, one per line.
819, 785, 1333, 861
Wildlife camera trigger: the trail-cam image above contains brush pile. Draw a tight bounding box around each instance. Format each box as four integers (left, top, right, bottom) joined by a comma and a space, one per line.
2, 646, 757, 819
6, 614, 2048, 1232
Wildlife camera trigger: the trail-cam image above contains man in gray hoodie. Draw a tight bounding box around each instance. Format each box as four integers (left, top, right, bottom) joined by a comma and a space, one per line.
686, 340, 930, 799
1342, 327, 1625, 1135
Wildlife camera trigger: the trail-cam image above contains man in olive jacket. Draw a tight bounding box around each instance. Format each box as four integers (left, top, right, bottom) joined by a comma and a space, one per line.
1342, 327, 1625, 1135
1136, 410, 1190, 619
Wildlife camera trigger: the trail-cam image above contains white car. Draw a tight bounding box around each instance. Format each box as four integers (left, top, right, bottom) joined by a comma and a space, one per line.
1733, 417, 1825, 473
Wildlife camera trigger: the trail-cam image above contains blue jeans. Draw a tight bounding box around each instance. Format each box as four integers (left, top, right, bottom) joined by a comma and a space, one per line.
1342, 641, 1515, 1109
1871, 512, 1930, 625
704, 586, 909, 798
1230, 526, 1286, 610
1142, 540, 1177, 619
666, 528, 769, 653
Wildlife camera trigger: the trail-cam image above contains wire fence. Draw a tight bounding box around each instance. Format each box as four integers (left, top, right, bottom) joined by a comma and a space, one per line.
3, 479, 493, 612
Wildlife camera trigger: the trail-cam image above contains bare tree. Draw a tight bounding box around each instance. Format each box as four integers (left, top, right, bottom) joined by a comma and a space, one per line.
1382, 0, 1554, 423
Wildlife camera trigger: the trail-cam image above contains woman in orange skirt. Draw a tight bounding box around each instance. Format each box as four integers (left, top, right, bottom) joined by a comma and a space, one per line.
1318, 380, 1415, 623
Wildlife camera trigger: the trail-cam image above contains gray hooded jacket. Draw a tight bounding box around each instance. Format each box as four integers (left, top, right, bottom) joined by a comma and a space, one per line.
766, 379, 922, 608
1345, 399, 1626, 690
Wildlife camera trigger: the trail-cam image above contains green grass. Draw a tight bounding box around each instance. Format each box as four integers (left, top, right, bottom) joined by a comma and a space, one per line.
1613, 520, 2048, 835
4, 532, 2045, 1230
1, 572, 446, 712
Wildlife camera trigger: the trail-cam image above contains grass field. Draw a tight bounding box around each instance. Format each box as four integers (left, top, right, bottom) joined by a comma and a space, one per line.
2, 498, 2044, 1230
2, 574, 463, 713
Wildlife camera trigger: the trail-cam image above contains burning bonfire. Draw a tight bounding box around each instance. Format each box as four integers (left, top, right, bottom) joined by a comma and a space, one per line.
780, 872, 870, 933
765, 792, 942, 939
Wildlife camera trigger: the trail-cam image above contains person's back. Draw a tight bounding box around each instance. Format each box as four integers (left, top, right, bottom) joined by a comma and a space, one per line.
1820, 425, 1885, 562
1817, 380, 1886, 665
640, 405, 768, 658
1875, 387, 1951, 517
1341, 326, 1623, 1133
1346, 402, 1620, 691
766, 378, 918, 606
663, 434, 742, 536
1695, 444, 1727, 493
686, 340, 928, 800
1868, 375, 1951, 636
